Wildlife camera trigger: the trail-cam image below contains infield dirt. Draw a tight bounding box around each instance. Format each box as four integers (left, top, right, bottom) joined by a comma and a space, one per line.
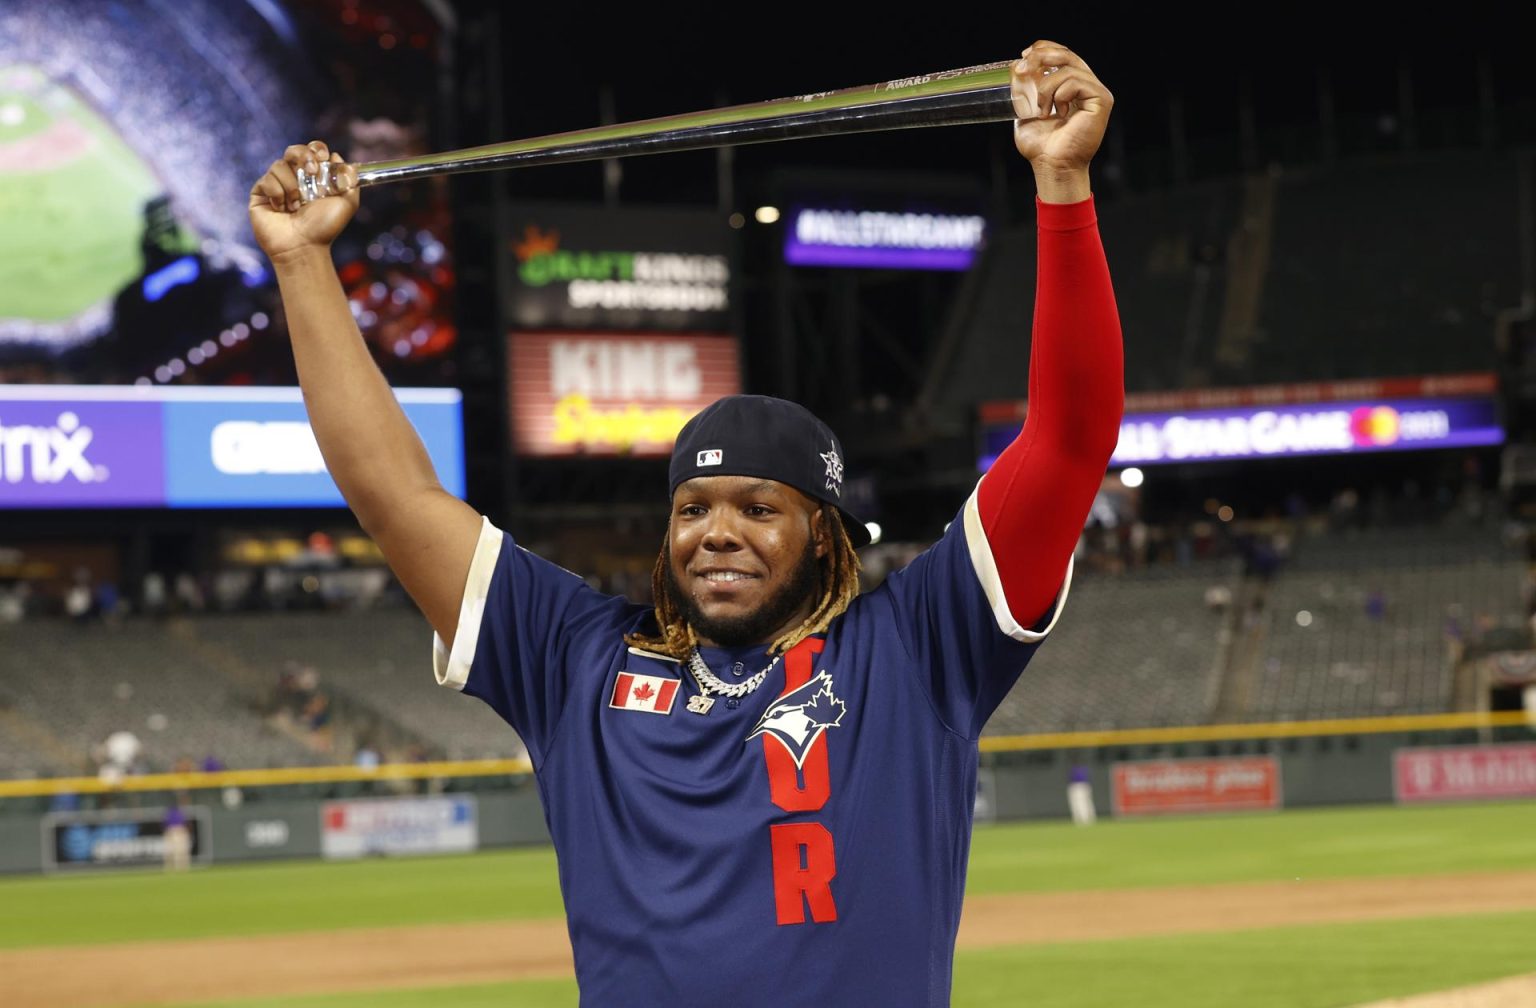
7, 869, 1536, 1008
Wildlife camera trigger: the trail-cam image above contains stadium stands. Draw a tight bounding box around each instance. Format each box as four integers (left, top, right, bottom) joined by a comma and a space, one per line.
988, 556, 1242, 733
1, 620, 323, 778
1235, 524, 1527, 721
3, 510, 1523, 779
177, 611, 525, 763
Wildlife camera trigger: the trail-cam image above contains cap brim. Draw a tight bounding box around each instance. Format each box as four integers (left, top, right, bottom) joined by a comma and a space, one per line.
837, 508, 872, 548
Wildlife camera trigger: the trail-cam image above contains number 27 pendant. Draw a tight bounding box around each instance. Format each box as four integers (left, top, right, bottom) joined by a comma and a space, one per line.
686, 694, 715, 715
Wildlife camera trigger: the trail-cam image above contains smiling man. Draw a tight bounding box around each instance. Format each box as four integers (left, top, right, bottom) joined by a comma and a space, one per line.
251, 39, 1122, 1008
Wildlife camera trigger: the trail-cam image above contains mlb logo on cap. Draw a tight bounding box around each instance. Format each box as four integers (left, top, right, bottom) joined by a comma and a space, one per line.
697, 449, 723, 467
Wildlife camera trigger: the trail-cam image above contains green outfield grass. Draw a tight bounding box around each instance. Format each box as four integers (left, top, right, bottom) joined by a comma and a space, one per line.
0, 65, 161, 323
155, 911, 1536, 1008
3, 801, 1533, 950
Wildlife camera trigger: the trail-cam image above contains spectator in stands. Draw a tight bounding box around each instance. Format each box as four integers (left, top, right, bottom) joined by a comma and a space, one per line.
1240, 534, 1282, 583
353, 736, 381, 770
173, 572, 206, 613
0, 583, 25, 623
65, 569, 93, 624
94, 729, 145, 805
1127, 520, 1149, 568
1174, 525, 1194, 567
141, 572, 168, 619
1444, 605, 1467, 665
1329, 488, 1361, 531
299, 692, 334, 753
95, 579, 122, 625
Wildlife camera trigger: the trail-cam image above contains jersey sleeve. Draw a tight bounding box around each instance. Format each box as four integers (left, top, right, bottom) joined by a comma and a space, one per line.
880, 493, 1071, 739
431, 515, 633, 766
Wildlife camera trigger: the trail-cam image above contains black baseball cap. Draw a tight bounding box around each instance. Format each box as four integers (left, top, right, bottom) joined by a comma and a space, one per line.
669, 395, 872, 548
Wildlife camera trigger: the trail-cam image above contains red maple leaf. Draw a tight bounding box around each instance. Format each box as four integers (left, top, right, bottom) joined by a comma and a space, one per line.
632, 682, 655, 702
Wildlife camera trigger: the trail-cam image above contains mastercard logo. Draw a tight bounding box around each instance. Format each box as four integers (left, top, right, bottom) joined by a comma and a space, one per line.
1350, 405, 1401, 447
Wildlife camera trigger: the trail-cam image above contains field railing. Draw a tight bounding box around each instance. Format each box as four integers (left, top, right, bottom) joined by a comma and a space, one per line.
1, 710, 1531, 798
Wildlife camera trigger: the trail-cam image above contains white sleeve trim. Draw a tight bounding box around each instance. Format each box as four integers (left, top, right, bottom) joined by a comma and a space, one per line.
961, 484, 1073, 642
432, 516, 505, 691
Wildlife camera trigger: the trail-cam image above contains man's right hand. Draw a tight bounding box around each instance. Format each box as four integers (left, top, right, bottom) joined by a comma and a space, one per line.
248, 140, 361, 262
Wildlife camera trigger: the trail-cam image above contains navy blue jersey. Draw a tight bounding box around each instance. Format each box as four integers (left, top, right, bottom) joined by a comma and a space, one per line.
434, 485, 1069, 1006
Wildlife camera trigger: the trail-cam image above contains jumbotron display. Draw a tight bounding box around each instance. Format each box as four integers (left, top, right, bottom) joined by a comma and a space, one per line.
0, 0, 455, 390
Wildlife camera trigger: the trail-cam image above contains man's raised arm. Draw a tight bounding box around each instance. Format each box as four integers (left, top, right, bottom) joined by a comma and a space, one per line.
973, 42, 1125, 633
249, 141, 481, 645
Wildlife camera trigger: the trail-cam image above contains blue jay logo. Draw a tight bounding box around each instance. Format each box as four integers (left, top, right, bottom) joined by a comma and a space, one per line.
746, 670, 846, 768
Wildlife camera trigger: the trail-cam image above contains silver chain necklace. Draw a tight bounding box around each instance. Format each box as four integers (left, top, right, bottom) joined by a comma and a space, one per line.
684, 650, 780, 714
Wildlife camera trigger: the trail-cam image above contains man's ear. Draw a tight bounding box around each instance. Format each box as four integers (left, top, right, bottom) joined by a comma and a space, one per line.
812, 504, 831, 559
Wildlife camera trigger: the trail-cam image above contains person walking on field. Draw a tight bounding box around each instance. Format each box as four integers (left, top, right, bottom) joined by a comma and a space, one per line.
162, 801, 191, 872
249, 39, 1122, 1007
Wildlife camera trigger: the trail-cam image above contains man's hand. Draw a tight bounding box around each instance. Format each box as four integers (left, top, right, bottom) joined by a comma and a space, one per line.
248, 140, 360, 263
1010, 41, 1113, 202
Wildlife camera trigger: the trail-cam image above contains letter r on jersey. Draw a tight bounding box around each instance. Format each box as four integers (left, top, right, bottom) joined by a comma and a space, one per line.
770, 822, 838, 924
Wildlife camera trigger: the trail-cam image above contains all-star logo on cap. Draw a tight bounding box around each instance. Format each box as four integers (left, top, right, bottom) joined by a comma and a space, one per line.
820, 446, 844, 497
666, 394, 871, 547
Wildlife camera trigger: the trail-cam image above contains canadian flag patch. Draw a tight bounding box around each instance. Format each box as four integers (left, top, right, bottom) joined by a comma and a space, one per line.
609, 672, 681, 715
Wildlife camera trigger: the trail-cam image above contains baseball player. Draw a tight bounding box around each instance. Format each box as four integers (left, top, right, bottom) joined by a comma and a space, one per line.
251, 40, 1121, 1007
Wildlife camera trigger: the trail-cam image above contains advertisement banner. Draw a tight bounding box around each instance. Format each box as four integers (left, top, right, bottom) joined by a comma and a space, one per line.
784, 207, 987, 270
1394, 743, 1536, 803
503, 203, 731, 333
509, 332, 740, 456
980, 394, 1502, 471
1112, 756, 1281, 817
42, 806, 210, 872
0, 398, 166, 506
980, 372, 1499, 422
320, 794, 478, 859
0, 385, 464, 508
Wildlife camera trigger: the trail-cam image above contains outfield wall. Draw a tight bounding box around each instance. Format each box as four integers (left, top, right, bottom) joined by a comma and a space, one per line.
986, 732, 1403, 821
0, 789, 551, 875
2, 723, 1532, 874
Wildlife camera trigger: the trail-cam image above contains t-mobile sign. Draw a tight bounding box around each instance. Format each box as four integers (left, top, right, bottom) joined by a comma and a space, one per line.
1394, 743, 1536, 803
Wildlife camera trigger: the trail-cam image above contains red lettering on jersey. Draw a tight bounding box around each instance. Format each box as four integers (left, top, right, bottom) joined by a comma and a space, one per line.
765, 733, 830, 811
781, 637, 823, 692
770, 822, 838, 924
764, 637, 830, 812
763, 638, 838, 925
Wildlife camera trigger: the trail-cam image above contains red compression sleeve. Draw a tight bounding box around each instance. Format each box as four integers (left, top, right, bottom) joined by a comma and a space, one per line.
975, 196, 1125, 629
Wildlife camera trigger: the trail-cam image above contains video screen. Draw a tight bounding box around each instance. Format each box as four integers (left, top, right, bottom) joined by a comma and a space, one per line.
0, 0, 456, 389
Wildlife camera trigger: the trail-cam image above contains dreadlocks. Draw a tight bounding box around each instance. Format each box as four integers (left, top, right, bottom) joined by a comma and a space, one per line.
624, 503, 862, 660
